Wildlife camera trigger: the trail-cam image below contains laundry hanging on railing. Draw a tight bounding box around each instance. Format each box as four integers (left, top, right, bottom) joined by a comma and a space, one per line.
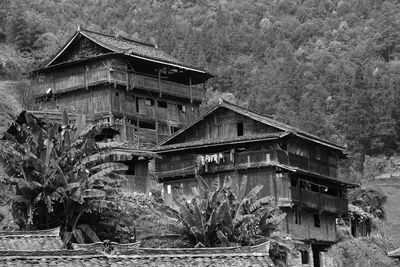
197, 153, 224, 165
196, 153, 226, 171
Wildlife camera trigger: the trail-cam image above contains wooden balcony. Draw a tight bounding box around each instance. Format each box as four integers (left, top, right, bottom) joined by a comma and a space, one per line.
32, 68, 204, 101
155, 149, 341, 180
288, 152, 337, 179
291, 187, 347, 214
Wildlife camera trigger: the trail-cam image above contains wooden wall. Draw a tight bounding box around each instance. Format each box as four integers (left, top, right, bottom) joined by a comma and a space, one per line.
162, 168, 291, 206
283, 208, 337, 242
172, 108, 281, 144
40, 85, 111, 114
121, 160, 149, 194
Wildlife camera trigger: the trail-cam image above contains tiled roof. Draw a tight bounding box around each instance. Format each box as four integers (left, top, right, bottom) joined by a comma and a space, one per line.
154, 132, 287, 151
0, 227, 64, 252
1, 254, 274, 267
157, 100, 345, 152
0, 228, 274, 266
45, 28, 208, 74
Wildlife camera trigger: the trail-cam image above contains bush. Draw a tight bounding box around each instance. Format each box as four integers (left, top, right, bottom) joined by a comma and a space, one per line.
328, 236, 400, 267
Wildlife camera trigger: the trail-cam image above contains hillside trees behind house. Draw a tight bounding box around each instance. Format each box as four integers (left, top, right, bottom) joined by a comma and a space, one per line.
3, 0, 400, 182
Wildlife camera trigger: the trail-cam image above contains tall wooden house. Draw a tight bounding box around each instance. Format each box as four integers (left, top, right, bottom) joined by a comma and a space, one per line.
154, 100, 357, 267
30, 27, 213, 147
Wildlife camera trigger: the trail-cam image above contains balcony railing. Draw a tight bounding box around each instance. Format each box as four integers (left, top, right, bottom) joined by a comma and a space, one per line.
32, 68, 204, 101
291, 187, 347, 213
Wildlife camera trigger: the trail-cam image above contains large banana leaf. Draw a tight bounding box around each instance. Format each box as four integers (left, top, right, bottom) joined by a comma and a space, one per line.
77, 224, 101, 243
81, 189, 106, 198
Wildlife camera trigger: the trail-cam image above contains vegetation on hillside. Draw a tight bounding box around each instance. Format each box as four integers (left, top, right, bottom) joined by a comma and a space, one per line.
2, 0, 400, 183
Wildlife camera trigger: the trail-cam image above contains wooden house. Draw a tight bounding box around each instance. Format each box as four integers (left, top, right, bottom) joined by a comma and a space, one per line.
154, 100, 357, 267
30, 27, 213, 147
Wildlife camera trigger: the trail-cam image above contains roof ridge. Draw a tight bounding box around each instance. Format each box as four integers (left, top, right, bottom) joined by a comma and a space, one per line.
79, 27, 155, 48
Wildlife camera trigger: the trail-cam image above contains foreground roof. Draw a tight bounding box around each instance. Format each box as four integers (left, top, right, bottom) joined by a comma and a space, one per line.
0, 227, 63, 252
0, 228, 274, 266
157, 100, 345, 152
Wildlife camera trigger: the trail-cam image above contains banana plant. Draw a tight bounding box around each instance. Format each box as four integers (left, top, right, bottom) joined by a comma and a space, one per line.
1, 110, 130, 244
167, 175, 286, 247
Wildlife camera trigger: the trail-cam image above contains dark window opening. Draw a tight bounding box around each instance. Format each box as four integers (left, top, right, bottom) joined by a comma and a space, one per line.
177, 104, 186, 112
310, 183, 319, 192
295, 210, 301, 225
145, 99, 154, 106
237, 122, 244, 136
171, 126, 179, 134
115, 92, 119, 96
126, 95, 135, 102
136, 97, 141, 113
290, 177, 297, 187
314, 214, 321, 228
157, 101, 168, 108
139, 121, 156, 130
301, 250, 309, 264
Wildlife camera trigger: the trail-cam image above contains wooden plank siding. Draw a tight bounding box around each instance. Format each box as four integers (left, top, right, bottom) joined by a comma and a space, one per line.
283, 209, 338, 242
162, 168, 292, 207
172, 109, 281, 144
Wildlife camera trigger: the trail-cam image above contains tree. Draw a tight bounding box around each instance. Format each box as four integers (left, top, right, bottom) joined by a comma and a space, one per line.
0, 111, 130, 244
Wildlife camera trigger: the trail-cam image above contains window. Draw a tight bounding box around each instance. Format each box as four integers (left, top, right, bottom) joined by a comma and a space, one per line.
294, 210, 301, 224
301, 251, 309, 264
177, 104, 186, 112
126, 95, 135, 102
115, 92, 119, 96
217, 124, 223, 137
157, 101, 168, 108
315, 146, 321, 160
288, 140, 309, 157
237, 122, 244, 136
314, 214, 321, 228
145, 99, 154, 106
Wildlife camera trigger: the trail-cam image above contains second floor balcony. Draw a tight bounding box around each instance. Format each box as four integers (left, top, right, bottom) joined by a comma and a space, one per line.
32, 67, 204, 101
155, 148, 339, 181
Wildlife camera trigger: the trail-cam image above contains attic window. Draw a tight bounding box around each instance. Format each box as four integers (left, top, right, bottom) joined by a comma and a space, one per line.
157, 101, 168, 108
237, 122, 244, 136
313, 214, 321, 228
301, 251, 309, 264
315, 147, 321, 160
145, 99, 154, 106
177, 104, 186, 113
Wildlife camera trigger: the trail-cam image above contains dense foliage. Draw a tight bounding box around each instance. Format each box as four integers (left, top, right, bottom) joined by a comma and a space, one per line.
167, 175, 286, 247
2, 0, 400, 183
0, 111, 131, 244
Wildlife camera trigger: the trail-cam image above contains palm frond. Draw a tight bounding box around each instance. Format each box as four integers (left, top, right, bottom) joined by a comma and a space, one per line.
249, 196, 274, 213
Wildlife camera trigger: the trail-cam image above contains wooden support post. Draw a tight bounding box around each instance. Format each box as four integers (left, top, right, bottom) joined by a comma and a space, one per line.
85, 66, 89, 90
126, 72, 129, 91
158, 69, 162, 97
156, 122, 159, 144
136, 118, 140, 146
189, 76, 193, 104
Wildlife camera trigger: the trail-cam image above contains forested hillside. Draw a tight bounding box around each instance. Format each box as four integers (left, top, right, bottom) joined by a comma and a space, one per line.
2, 0, 400, 183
